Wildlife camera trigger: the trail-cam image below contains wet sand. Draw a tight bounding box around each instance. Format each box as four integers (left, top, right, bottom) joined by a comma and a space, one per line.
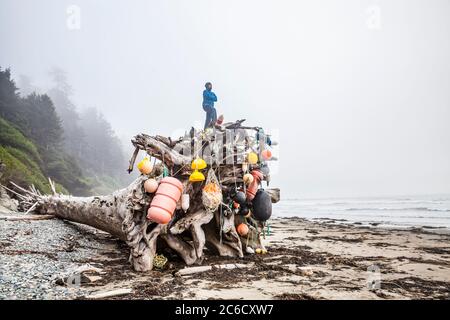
1, 216, 449, 299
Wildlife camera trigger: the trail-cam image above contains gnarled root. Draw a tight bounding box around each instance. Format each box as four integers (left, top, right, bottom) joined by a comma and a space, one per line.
204, 211, 244, 258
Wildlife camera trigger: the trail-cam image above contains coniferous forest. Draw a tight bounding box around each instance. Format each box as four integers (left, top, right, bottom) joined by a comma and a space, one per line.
0, 66, 130, 196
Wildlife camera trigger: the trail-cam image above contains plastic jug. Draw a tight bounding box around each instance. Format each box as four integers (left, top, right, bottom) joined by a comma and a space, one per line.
147, 177, 183, 224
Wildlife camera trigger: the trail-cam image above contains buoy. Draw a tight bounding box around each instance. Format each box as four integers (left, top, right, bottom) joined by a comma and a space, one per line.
137, 157, 153, 175
147, 207, 172, 224
236, 223, 249, 237
255, 248, 262, 254
144, 178, 159, 193
247, 152, 258, 165
216, 114, 224, 125
147, 177, 183, 224
255, 248, 267, 254
233, 201, 240, 209
181, 194, 190, 212
189, 170, 205, 182
246, 170, 264, 201
261, 149, 272, 160
191, 157, 207, 170
260, 164, 270, 176
251, 189, 272, 221
238, 204, 249, 216
243, 173, 254, 185
233, 191, 247, 205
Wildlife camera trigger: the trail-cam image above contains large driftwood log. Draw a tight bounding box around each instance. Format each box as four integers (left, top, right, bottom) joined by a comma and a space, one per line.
7, 121, 279, 272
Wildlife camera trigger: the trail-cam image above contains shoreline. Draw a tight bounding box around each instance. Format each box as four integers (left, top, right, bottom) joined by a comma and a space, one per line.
1, 215, 449, 299
278, 216, 450, 235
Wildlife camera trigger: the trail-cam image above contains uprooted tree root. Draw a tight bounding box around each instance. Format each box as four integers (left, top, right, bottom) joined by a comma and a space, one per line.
5, 120, 280, 272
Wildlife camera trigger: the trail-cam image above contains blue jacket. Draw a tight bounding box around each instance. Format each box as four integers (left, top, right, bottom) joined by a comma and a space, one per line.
203, 89, 217, 108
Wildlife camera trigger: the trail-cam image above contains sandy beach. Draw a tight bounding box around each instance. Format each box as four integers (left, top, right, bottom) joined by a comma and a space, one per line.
1, 214, 449, 300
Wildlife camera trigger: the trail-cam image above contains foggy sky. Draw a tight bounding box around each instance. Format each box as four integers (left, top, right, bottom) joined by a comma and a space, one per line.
1, 0, 449, 198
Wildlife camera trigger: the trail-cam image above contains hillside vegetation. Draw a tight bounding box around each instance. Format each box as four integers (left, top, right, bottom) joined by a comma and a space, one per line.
0, 67, 130, 196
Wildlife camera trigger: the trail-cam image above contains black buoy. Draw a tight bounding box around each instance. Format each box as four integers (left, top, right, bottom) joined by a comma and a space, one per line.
238, 203, 249, 216
233, 191, 247, 206
251, 189, 272, 221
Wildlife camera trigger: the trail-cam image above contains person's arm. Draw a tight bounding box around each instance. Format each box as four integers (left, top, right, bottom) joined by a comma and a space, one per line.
204, 91, 217, 102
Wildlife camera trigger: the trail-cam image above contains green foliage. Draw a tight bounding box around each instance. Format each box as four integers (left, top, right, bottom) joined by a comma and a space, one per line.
0, 117, 41, 162
1, 66, 129, 196
0, 146, 51, 193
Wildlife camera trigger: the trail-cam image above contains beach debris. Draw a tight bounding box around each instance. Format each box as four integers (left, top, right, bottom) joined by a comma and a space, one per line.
237, 223, 249, 236
5, 119, 280, 272
137, 156, 153, 175
143, 178, 159, 193
181, 194, 190, 212
245, 247, 255, 254
147, 177, 183, 224
175, 263, 254, 277
55, 264, 104, 286
202, 169, 222, 212
0, 214, 55, 221
298, 267, 314, 277
153, 254, 168, 270
85, 288, 133, 299
255, 248, 268, 254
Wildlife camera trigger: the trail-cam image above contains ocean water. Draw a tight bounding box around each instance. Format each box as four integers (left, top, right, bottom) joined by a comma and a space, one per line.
274, 195, 450, 231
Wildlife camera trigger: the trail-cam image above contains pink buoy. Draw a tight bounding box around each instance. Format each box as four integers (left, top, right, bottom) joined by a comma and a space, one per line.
147, 208, 172, 224
147, 177, 183, 224
246, 170, 263, 201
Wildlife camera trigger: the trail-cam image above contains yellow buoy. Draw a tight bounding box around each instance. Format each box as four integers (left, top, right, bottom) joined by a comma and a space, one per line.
189, 170, 205, 182
191, 157, 207, 170
247, 152, 258, 165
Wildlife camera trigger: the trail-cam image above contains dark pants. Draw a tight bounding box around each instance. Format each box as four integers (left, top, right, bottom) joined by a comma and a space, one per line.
203, 105, 217, 129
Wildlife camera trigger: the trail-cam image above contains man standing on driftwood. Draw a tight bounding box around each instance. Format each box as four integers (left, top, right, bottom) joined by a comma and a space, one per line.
202, 82, 218, 129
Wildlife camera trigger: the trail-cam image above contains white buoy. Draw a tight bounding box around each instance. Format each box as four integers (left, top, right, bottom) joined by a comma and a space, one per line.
181, 194, 190, 212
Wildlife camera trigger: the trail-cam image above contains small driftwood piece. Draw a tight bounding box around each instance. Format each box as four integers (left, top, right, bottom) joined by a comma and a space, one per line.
175, 263, 253, 276
0, 214, 55, 221
85, 288, 133, 299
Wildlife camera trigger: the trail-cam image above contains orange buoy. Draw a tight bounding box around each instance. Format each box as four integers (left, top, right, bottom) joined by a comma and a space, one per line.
147, 177, 183, 224
237, 223, 249, 237
137, 157, 153, 175
261, 149, 272, 161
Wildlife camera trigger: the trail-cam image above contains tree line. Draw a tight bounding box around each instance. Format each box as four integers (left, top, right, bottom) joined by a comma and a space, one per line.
0, 66, 131, 196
